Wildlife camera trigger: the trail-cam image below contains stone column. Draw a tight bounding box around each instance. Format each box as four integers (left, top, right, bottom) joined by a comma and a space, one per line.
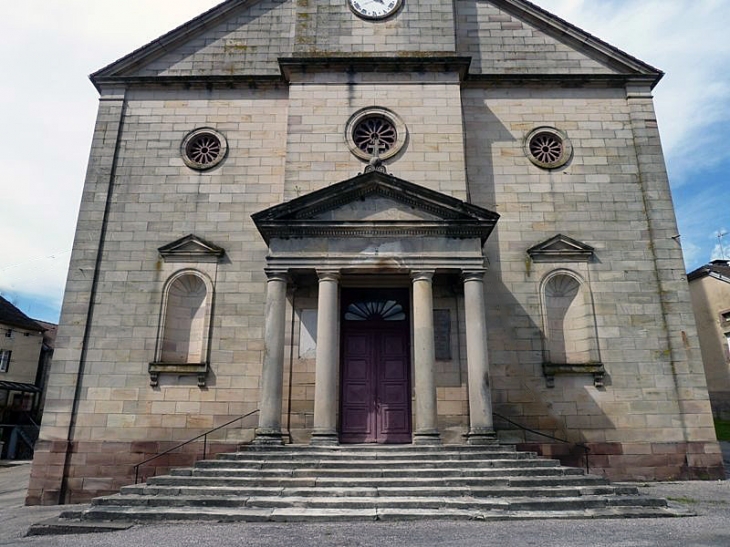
463, 270, 496, 444
311, 270, 340, 445
254, 270, 289, 445
411, 271, 441, 445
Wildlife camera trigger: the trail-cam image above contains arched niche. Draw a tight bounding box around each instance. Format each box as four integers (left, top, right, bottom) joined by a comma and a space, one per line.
149, 269, 214, 387
540, 270, 604, 388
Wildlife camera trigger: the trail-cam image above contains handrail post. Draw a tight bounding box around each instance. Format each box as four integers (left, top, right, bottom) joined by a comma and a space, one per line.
130, 409, 259, 486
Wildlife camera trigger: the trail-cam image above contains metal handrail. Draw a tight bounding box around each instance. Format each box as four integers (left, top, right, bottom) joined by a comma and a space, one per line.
493, 411, 591, 473
133, 409, 259, 484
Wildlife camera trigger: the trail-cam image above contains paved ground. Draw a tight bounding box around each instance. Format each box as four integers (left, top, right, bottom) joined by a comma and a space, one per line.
0, 443, 728, 547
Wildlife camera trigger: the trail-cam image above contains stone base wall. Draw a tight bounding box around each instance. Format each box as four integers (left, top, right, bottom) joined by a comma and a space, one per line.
516, 441, 726, 481
26, 440, 239, 505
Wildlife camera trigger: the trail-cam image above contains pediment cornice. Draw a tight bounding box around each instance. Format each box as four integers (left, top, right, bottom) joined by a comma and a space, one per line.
527, 234, 594, 262
252, 171, 499, 245
158, 234, 226, 263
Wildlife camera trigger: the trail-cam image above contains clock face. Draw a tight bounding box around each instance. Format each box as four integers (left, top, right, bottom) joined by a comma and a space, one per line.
349, 0, 402, 20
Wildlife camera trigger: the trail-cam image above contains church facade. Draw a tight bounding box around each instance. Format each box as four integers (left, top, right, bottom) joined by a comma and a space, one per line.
28, 0, 724, 505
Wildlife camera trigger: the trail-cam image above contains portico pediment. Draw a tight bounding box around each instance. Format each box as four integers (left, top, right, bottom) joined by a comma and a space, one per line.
251, 171, 499, 245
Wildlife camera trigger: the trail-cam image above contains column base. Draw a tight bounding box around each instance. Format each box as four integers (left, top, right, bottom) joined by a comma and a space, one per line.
309, 433, 339, 446
252, 429, 284, 446
413, 431, 441, 445
465, 429, 497, 445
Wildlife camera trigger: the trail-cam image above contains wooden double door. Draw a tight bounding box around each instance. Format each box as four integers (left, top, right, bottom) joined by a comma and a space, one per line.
339, 289, 412, 443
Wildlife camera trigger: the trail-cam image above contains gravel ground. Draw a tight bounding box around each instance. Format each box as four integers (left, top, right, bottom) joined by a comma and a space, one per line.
0, 443, 728, 547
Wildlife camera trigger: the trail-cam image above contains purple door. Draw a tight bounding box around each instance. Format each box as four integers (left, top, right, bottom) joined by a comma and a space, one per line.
340, 291, 411, 444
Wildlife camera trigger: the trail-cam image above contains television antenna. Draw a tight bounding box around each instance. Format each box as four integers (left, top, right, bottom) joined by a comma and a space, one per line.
717, 231, 728, 260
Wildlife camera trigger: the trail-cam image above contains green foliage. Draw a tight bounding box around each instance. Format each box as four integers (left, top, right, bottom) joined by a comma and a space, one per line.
714, 420, 730, 441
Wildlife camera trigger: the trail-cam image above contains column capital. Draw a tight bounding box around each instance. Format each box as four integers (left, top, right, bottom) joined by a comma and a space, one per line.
317, 270, 341, 283
411, 270, 435, 283
462, 269, 487, 283
264, 269, 290, 283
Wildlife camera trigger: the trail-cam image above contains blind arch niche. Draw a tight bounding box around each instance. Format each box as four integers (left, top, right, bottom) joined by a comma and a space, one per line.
150, 269, 214, 387
539, 270, 603, 387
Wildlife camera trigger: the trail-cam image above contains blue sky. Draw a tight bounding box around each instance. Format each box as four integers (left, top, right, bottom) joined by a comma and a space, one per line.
1, 0, 728, 324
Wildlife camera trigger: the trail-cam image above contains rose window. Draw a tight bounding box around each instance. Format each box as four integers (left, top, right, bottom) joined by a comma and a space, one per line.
525, 127, 572, 169
353, 117, 397, 156
181, 128, 228, 170
529, 133, 563, 164
345, 107, 407, 161
187, 135, 221, 165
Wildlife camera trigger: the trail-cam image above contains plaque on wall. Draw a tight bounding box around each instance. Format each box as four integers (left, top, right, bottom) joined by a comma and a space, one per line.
434, 309, 451, 361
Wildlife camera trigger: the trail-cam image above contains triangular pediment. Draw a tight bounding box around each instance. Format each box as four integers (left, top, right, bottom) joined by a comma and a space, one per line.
462, 0, 661, 81
527, 234, 594, 262
90, 0, 661, 90
158, 234, 225, 262
91, 0, 290, 87
252, 171, 499, 244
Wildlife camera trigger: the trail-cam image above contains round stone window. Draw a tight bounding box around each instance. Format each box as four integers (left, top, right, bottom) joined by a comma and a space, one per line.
345, 107, 407, 161
525, 127, 572, 169
181, 128, 228, 170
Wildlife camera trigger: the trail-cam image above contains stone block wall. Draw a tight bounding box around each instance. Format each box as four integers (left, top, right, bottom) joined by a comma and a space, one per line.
28, 85, 289, 504
283, 72, 468, 200
463, 84, 721, 478
456, 1, 613, 75
293, 0, 455, 55
135, 0, 294, 77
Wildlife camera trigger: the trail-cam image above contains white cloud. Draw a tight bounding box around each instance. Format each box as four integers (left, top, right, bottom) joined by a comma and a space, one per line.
0, 1, 222, 320
538, 0, 730, 186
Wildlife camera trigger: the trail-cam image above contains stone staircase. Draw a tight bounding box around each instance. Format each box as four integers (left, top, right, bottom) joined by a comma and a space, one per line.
61, 444, 689, 524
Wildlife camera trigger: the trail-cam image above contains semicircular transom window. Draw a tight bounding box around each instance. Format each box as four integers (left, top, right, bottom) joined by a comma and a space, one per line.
525, 127, 572, 170
181, 128, 228, 170
345, 300, 406, 321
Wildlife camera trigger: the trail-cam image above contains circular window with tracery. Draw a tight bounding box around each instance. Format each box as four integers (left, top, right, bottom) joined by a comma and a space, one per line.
345, 107, 407, 162
181, 128, 228, 170
525, 127, 572, 170
354, 117, 397, 156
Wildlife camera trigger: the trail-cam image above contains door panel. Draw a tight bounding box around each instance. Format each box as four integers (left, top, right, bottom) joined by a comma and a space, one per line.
341, 325, 411, 443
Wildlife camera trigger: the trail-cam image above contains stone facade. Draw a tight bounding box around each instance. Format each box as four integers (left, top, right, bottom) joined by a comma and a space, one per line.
688, 261, 730, 420
28, 0, 723, 505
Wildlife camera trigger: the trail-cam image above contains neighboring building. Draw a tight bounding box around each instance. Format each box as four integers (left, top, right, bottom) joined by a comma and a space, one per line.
0, 296, 46, 458
688, 260, 730, 420
28, 0, 723, 505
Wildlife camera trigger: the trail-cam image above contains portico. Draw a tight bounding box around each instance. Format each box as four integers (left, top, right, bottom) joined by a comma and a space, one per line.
251, 170, 499, 446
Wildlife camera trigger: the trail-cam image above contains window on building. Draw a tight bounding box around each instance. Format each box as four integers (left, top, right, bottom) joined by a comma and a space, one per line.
720, 310, 730, 324
0, 350, 11, 372
11, 393, 32, 411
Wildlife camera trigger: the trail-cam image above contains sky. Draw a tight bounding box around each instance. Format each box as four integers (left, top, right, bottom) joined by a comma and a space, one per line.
1, 0, 728, 324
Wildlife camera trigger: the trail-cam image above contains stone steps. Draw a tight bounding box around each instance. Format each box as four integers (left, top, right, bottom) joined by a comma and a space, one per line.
90, 493, 667, 511
195, 456, 542, 468
62, 444, 690, 524
120, 484, 633, 499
